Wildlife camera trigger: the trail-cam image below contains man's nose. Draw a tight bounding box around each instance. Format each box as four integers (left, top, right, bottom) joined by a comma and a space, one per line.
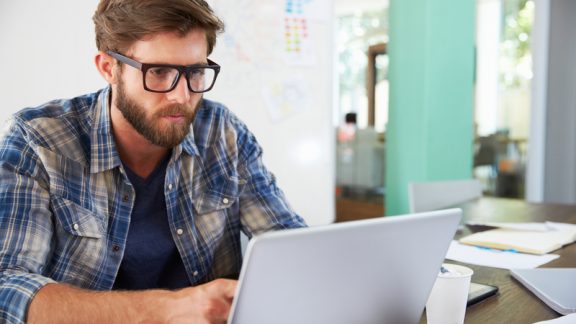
167, 73, 191, 104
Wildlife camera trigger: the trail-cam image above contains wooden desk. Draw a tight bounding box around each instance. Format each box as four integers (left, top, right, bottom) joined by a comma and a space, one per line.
425, 197, 576, 323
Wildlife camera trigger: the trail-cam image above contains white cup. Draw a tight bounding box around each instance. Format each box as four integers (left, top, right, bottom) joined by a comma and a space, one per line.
426, 263, 473, 324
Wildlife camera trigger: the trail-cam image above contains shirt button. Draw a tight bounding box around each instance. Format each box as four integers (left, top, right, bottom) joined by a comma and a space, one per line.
168, 183, 173, 190
222, 198, 229, 204
73, 223, 79, 231
122, 194, 129, 202
192, 270, 199, 276
176, 228, 184, 235
112, 245, 120, 252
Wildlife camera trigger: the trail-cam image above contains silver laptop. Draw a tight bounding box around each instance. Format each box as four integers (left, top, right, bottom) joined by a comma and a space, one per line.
511, 268, 576, 315
228, 208, 462, 324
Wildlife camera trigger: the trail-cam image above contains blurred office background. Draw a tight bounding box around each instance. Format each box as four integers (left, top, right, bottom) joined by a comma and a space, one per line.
334, 0, 576, 221
1, 0, 575, 224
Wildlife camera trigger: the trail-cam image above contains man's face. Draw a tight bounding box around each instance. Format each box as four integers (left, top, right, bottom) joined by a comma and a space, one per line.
112, 30, 209, 148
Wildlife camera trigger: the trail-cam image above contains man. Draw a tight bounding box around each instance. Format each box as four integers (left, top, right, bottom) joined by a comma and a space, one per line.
0, 0, 306, 323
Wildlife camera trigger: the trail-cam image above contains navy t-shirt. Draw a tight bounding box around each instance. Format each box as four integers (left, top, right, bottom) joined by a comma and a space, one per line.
113, 156, 190, 290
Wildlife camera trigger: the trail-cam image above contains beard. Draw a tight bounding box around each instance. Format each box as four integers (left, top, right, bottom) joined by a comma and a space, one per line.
114, 78, 200, 148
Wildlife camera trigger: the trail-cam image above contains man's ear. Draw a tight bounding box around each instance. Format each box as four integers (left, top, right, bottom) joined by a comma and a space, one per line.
95, 51, 118, 84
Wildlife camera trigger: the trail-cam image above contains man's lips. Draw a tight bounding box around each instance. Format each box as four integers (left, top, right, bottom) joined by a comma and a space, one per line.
163, 114, 186, 122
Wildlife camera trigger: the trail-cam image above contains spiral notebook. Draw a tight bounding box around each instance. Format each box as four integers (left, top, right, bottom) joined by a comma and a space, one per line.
460, 222, 576, 255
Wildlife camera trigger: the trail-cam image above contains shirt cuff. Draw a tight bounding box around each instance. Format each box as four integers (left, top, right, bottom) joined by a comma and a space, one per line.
0, 271, 56, 324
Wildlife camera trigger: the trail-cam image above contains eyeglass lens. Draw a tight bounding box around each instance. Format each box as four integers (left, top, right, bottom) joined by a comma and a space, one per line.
145, 66, 216, 92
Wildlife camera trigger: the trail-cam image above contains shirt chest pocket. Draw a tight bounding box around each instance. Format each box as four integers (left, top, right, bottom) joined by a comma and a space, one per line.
48, 196, 108, 286
190, 172, 246, 252
193, 173, 247, 215
51, 196, 104, 239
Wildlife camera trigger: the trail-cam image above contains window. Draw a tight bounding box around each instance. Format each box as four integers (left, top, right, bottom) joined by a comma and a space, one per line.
336, 8, 388, 131
475, 0, 534, 198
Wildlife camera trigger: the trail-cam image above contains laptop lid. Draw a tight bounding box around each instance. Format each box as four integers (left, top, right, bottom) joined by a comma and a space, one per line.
511, 268, 576, 315
228, 208, 462, 324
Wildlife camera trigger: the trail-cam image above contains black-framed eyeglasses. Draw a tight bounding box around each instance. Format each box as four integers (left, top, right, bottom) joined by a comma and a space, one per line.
107, 51, 220, 93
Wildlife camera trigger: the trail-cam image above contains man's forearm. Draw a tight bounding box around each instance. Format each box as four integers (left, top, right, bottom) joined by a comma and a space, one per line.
27, 278, 237, 323
27, 283, 172, 324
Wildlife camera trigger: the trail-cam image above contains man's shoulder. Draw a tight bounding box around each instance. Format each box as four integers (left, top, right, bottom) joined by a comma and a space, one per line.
192, 98, 257, 152
1, 89, 104, 164
15, 91, 100, 123
195, 98, 249, 132
196, 98, 232, 120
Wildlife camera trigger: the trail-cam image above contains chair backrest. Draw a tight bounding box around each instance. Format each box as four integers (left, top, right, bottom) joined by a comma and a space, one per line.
474, 135, 498, 167
408, 179, 482, 213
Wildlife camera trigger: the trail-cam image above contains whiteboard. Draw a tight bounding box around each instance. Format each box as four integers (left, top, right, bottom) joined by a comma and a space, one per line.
0, 0, 335, 225
207, 0, 335, 225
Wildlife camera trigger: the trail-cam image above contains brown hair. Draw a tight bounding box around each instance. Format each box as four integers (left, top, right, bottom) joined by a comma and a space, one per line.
93, 0, 225, 55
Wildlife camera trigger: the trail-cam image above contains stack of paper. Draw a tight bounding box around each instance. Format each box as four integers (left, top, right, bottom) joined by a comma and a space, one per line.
460, 222, 576, 255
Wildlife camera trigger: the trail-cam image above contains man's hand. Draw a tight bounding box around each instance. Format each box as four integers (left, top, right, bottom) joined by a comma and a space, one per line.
27, 279, 238, 324
166, 279, 238, 323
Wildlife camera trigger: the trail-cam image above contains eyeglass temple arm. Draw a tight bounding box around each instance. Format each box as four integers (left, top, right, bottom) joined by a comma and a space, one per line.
107, 51, 142, 70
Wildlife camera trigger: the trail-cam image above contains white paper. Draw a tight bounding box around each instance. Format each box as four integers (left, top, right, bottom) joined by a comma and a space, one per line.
261, 77, 309, 122
463, 222, 576, 254
282, 0, 331, 21
533, 313, 576, 324
282, 0, 319, 66
547, 222, 576, 231
445, 241, 559, 269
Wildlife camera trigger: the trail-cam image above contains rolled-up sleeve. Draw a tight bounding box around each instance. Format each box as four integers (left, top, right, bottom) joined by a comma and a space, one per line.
0, 272, 55, 323
0, 118, 55, 324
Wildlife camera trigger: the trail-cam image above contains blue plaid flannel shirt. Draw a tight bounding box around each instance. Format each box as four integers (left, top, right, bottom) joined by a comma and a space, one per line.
0, 87, 306, 323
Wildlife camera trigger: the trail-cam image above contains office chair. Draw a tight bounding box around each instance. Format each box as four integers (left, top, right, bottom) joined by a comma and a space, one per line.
474, 135, 499, 194
408, 179, 482, 213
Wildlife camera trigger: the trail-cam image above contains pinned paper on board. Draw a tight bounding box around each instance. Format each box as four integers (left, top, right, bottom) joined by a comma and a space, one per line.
261, 77, 309, 122
284, 17, 309, 55
283, 0, 327, 65
285, 0, 331, 21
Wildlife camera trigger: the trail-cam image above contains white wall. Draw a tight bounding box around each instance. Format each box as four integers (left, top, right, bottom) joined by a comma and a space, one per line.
526, 0, 549, 202
0, 0, 104, 121
0, 1, 335, 225
475, 0, 501, 136
334, 0, 387, 15
528, 0, 576, 204
541, 0, 576, 203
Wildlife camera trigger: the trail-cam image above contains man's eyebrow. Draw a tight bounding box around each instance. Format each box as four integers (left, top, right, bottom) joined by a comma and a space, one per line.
146, 60, 209, 66
128, 53, 208, 66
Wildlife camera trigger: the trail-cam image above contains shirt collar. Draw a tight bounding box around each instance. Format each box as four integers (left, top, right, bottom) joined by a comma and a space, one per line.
181, 128, 199, 157
90, 86, 122, 174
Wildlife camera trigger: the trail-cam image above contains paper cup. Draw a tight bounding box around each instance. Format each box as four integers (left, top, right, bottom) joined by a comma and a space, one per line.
426, 263, 473, 324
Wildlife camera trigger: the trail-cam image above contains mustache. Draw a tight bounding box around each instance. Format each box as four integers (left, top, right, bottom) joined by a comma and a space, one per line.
156, 104, 194, 117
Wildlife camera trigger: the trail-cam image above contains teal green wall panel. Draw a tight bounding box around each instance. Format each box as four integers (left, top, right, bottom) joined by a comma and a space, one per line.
386, 0, 476, 215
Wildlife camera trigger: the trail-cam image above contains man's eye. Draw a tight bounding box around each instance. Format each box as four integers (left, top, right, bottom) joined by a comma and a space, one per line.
191, 69, 206, 77
149, 67, 174, 78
